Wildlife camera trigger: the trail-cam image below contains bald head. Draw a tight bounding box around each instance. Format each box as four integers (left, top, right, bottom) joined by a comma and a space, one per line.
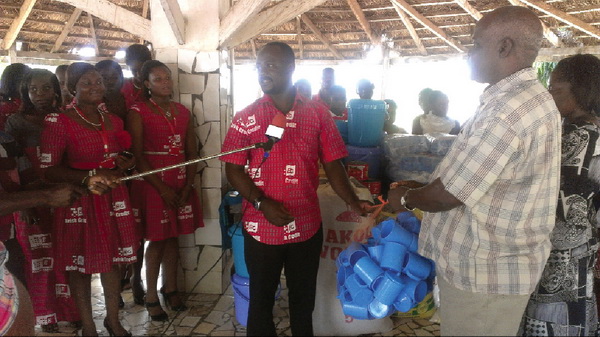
469, 6, 543, 84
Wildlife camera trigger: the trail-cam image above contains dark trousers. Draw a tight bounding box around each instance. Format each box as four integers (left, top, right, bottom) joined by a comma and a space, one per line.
244, 226, 323, 336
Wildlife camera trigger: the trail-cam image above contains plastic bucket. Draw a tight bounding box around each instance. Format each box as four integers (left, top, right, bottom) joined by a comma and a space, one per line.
347, 99, 386, 147
231, 273, 250, 326
346, 145, 383, 179
335, 120, 349, 143
228, 224, 248, 278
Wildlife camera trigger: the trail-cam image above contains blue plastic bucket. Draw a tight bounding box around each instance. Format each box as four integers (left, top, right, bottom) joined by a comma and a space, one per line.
335, 120, 349, 143
228, 224, 248, 278
232, 273, 250, 326
346, 145, 383, 179
347, 99, 386, 147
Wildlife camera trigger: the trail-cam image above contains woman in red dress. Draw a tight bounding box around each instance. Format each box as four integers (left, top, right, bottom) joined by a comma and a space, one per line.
127, 60, 203, 320
5, 69, 80, 332
40, 62, 138, 337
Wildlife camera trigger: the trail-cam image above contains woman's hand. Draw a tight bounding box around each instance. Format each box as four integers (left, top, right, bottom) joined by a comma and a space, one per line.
177, 185, 194, 207
159, 186, 179, 209
115, 152, 136, 171
87, 169, 123, 195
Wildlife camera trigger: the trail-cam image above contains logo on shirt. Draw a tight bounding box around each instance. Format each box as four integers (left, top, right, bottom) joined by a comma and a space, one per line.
246, 221, 258, 233
247, 115, 256, 127
286, 111, 295, 120
40, 153, 52, 163
29, 233, 52, 250
113, 201, 126, 211
119, 246, 134, 256
249, 167, 261, 179
70, 207, 83, 218
285, 165, 299, 184
32, 257, 54, 272
56, 284, 71, 297
284, 221, 296, 234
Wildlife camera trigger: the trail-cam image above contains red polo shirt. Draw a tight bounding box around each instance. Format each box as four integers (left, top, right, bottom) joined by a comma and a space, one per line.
221, 93, 347, 245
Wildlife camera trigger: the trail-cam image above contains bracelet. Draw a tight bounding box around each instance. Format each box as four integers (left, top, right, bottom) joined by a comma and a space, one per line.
400, 189, 416, 211
81, 169, 96, 186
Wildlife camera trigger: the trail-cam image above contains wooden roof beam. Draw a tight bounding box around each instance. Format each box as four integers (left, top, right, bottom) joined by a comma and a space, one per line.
391, 0, 427, 55
159, 0, 185, 45
296, 16, 304, 60
51, 8, 83, 53
518, 0, 600, 40
220, 0, 271, 47
301, 14, 344, 60
507, 0, 562, 47
87, 13, 99, 56
220, 0, 328, 48
390, 0, 465, 52
139, 0, 149, 44
453, 0, 482, 20
54, 0, 151, 42
1, 0, 37, 50
346, 0, 378, 44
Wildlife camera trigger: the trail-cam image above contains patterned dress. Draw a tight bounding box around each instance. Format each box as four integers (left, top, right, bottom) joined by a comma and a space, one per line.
520, 122, 600, 336
40, 111, 140, 273
5, 111, 80, 325
128, 102, 203, 241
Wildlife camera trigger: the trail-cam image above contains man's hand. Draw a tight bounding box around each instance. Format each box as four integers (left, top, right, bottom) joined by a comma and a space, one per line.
260, 198, 295, 227
387, 186, 409, 212
43, 184, 85, 208
349, 199, 374, 215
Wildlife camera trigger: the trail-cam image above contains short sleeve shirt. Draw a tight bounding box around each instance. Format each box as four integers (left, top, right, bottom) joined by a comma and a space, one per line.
419, 68, 562, 295
220, 93, 347, 245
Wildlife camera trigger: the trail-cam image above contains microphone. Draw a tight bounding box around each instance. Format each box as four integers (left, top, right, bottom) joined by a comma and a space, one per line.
262, 112, 286, 159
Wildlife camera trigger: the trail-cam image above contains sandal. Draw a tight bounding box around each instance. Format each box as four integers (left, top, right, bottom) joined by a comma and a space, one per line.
41, 323, 60, 333
131, 281, 145, 306
144, 297, 168, 321
160, 288, 187, 311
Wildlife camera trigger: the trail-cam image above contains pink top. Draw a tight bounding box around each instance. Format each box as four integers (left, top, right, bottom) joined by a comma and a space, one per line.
221, 93, 347, 245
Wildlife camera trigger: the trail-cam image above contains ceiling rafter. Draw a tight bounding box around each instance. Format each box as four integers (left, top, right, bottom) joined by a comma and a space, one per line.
518, 0, 600, 40
220, 0, 271, 47
139, 0, 149, 43
507, 0, 562, 47
390, 0, 465, 52
159, 0, 185, 45
453, 0, 482, 20
346, 0, 378, 44
296, 16, 304, 59
87, 12, 99, 55
1, 0, 37, 50
51, 8, 83, 53
391, 0, 427, 55
53, 0, 151, 42
220, 0, 328, 48
301, 14, 344, 59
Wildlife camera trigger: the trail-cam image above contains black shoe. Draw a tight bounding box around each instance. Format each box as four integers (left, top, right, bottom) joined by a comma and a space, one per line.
103, 318, 132, 337
160, 288, 188, 311
144, 297, 168, 321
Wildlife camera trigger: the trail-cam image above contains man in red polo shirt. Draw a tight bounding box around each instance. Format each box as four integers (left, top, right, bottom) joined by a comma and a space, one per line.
221, 42, 370, 336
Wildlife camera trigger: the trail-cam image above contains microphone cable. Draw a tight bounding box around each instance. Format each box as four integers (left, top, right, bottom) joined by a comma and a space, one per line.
158, 151, 269, 335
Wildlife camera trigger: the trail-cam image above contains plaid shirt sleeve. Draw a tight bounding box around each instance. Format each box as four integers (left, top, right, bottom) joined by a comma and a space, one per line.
439, 116, 520, 208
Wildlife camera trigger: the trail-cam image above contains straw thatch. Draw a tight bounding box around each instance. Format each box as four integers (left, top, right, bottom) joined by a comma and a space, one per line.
1, 0, 600, 64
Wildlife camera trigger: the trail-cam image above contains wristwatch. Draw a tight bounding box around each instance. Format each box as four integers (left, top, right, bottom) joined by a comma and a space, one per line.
400, 191, 415, 211
253, 196, 264, 210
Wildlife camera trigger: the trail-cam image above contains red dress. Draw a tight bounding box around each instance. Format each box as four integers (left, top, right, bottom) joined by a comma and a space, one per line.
129, 102, 203, 241
39, 112, 140, 273
5, 111, 79, 324
121, 79, 144, 110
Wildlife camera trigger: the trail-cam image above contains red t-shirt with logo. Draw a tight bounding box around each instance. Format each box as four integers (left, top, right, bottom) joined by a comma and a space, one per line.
221, 93, 347, 245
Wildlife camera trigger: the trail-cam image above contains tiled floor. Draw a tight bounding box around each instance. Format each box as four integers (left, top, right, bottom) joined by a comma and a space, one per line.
36, 275, 440, 336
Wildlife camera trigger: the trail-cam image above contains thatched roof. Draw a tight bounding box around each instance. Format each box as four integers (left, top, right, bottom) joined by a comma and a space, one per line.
1, 0, 600, 65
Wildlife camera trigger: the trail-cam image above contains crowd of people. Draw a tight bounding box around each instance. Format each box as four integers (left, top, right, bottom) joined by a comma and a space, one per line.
2, 4, 600, 337
0, 44, 203, 336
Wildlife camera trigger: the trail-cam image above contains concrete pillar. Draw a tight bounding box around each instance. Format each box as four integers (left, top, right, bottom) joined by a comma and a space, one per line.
150, 0, 233, 294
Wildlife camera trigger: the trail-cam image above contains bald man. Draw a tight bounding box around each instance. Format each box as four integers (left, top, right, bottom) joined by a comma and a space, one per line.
388, 6, 561, 336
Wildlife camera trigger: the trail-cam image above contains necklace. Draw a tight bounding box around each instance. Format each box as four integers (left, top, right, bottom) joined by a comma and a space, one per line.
73, 104, 105, 128
149, 98, 173, 118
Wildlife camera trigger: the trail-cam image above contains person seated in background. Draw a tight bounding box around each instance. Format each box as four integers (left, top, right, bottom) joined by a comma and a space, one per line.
313, 67, 335, 106
329, 85, 348, 120
356, 79, 375, 99
383, 99, 407, 134
412, 90, 460, 135
294, 79, 312, 99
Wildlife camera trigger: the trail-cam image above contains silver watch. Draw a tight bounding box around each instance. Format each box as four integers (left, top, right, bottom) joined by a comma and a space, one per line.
253, 196, 264, 210
400, 193, 415, 211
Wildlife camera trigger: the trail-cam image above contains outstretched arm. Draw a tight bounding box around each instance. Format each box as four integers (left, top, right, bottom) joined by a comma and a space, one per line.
322, 159, 372, 214
0, 184, 84, 216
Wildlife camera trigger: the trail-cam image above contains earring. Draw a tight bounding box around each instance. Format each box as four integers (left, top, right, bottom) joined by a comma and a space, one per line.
147, 88, 151, 96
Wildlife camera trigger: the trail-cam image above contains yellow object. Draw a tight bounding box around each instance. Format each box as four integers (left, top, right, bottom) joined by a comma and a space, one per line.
393, 292, 436, 319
